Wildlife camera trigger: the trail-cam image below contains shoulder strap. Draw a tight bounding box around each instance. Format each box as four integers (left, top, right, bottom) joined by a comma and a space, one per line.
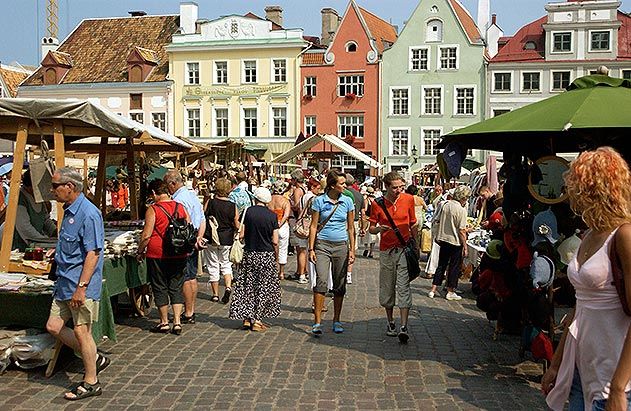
153, 202, 174, 224
317, 201, 341, 233
297, 195, 314, 222
376, 197, 407, 247
236, 206, 248, 237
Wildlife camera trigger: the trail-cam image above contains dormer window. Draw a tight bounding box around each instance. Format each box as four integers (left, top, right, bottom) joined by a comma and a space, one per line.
346, 42, 357, 53
426, 19, 443, 42
40, 50, 73, 85
44, 68, 57, 85
524, 41, 537, 50
127, 47, 158, 83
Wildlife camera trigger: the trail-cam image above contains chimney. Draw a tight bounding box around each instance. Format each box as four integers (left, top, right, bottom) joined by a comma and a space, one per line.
128, 11, 147, 17
265, 5, 283, 27
491, 13, 497, 25
41, 37, 59, 60
180, 2, 198, 35
477, 0, 490, 41
321, 8, 340, 47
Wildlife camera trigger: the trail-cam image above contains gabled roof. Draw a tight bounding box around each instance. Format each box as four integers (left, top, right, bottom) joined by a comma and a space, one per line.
46, 50, 73, 67
357, 6, 398, 53
133, 47, 159, 64
490, 16, 546, 63
0, 65, 31, 97
448, 0, 483, 44
23, 15, 179, 86
302, 51, 326, 66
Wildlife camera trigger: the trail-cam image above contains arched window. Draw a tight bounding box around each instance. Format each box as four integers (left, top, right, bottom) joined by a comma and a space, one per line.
129, 65, 143, 82
426, 19, 443, 42
346, 41, 357, 53
44, 68, 57, 85
524, 41, 537, 50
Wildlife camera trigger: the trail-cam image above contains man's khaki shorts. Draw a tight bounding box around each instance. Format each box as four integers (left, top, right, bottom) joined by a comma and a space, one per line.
49, 299, 99, 326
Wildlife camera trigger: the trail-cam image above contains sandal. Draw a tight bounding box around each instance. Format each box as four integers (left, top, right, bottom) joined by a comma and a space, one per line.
250, 321, 267, 332
242, 319, 251, 330
150, 323, 170, 333
96, 354, 110, 375
332, 321, 344, 334
64, 381, 102, 401
171, 324, 182, 335
211, 295, 220, 302
311, 323, 323, 336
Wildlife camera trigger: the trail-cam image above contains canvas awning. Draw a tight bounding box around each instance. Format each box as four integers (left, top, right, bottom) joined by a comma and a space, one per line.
272, 133, 382, 169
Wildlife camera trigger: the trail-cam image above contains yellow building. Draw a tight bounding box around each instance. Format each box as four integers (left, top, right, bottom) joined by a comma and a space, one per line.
167, 4, 309, 160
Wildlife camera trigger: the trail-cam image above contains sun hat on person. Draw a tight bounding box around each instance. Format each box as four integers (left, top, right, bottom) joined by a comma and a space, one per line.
253, 187, 272, 204
0, 162, 13, 176
453, 185, 472, 201
272, 180, 288, 195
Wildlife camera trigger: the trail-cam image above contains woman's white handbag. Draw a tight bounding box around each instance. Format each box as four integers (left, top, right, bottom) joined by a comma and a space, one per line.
229, 208, 247, 264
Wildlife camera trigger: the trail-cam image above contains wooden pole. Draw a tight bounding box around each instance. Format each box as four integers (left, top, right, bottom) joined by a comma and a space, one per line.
94, 138, 108, 215
53, 121, 66, 230
0, 120, 28, 271
126, 136, 139, 220
83, 157, 89, 196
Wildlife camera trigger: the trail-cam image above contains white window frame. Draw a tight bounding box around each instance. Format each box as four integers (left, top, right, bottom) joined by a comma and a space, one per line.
438, 45, 459, 70
421, 85, 444, 116
338, 115, 364, 139
453, 85, 477, 116
271, 58, 287, 83
270, 106, 288, 137
389, 86, 411, 116
185, 107, 201, 138
420, 127, 443, 156
129, 111, 144, 124
408, 46, 430, 71
304, 116, 316, 136
388, 127, 411, 157
214, 61, 228, 84
185, 62, 200, 85
550, 70, 572, 92
151, 112, 167, 131
492, 71, 513, 93
212, 107, 230, 138
345, 41, 358, 53
242, 60, 257, 84
241, 107, 258, 137
551, 31, 573, 54
338, 75, 365, 97
588, 29, 612, 52
304, 76, 317, 97
426, 18, 444, 43
520, 70, 543, 93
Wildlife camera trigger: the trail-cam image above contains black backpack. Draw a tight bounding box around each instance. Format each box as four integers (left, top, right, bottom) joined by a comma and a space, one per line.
154, 203, 197, 256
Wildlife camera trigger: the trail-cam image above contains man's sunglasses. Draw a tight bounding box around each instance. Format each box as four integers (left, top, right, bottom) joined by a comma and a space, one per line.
51, 181, 69, 189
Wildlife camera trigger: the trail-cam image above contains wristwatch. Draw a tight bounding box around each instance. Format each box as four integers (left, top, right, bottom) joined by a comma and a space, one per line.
78, 281, 88, 288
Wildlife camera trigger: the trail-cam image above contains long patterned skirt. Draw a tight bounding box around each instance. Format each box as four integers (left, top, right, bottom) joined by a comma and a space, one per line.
229, 250, 281, 322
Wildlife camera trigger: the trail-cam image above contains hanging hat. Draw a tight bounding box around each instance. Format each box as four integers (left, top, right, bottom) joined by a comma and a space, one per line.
487, 209, 505, 232
557, 230, 582, 265
253, 187, 272, 204
529, 251, 555, 289
0, 162, 13, 176
272, 180, 289, 195
531, 331, 554, 363
531, 209, 560, 246
485, 240, 503, 260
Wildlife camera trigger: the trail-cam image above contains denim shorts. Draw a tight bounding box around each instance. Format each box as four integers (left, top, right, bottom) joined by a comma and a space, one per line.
569, 368, 631, 411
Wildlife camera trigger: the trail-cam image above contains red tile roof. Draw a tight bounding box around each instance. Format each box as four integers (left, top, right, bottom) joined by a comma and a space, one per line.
0, 66, 30, 97
448, 0, 482, 44
23, 15, 179, 86
48, 50, 73, 67
493, 11, 631, 63
302, 52, 325, 66
358, 7, 398, 53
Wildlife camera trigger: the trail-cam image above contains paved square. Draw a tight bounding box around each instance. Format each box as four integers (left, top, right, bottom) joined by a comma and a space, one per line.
0, 255, 547, 410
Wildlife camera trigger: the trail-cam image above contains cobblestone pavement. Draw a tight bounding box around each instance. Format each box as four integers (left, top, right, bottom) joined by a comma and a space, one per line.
0, 254, 548, 410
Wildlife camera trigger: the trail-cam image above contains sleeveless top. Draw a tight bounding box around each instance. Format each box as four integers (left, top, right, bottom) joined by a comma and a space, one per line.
272, 208, 285, 225
546, 227, 631, 410
146, 200, 188, 259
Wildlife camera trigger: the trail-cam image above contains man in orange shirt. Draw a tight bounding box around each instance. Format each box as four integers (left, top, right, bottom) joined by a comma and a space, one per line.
368, 172, 417, 343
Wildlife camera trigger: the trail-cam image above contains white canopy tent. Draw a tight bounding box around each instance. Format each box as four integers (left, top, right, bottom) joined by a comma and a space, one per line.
272, 133, 383, 170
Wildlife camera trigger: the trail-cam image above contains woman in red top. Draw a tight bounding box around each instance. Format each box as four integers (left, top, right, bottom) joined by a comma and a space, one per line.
137, 179, 190, 335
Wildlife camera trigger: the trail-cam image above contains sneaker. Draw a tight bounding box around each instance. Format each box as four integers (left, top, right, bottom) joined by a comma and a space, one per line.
386, 322, 397, 337
346, 273, 352, 284
221, 288, 232, 304
298, 275, 309, 284
428, 290, 436, 298
443, 286, 463, 294
398, 326, 409, 343
446, 292, 462, 301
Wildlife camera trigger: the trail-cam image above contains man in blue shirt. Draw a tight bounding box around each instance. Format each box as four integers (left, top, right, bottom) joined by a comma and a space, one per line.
46, 167, 108, 400
165, 170, 206, 322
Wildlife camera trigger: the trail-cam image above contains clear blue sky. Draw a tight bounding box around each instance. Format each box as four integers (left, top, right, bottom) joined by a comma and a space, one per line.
0, 0, 627, 67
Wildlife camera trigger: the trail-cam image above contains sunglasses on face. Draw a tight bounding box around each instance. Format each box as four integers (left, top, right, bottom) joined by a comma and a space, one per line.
51, 181, 69, 189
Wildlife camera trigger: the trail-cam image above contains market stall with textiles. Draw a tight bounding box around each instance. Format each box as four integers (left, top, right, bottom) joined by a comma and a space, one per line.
437, 74, 631, 367
0, 98, 191, 374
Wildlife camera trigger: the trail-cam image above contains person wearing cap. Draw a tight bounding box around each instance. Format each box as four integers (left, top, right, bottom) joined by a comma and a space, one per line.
368, 172, 417, 343
308, 170, 355, 335
0, 170, 57, 251
229, 187, 280, 332
268, 180, 292, 280
428, 185, 471, 301
543, 147, 631, 411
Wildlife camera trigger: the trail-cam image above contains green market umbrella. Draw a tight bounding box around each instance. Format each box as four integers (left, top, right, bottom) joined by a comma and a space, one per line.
439, 75, 631, 154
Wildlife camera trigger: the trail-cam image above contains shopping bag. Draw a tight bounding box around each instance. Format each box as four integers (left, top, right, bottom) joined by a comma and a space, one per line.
421, 228, 432, 253
29, 140, 55, 203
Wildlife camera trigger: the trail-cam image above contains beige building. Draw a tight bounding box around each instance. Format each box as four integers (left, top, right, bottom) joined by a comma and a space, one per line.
167, 3, 309, 160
